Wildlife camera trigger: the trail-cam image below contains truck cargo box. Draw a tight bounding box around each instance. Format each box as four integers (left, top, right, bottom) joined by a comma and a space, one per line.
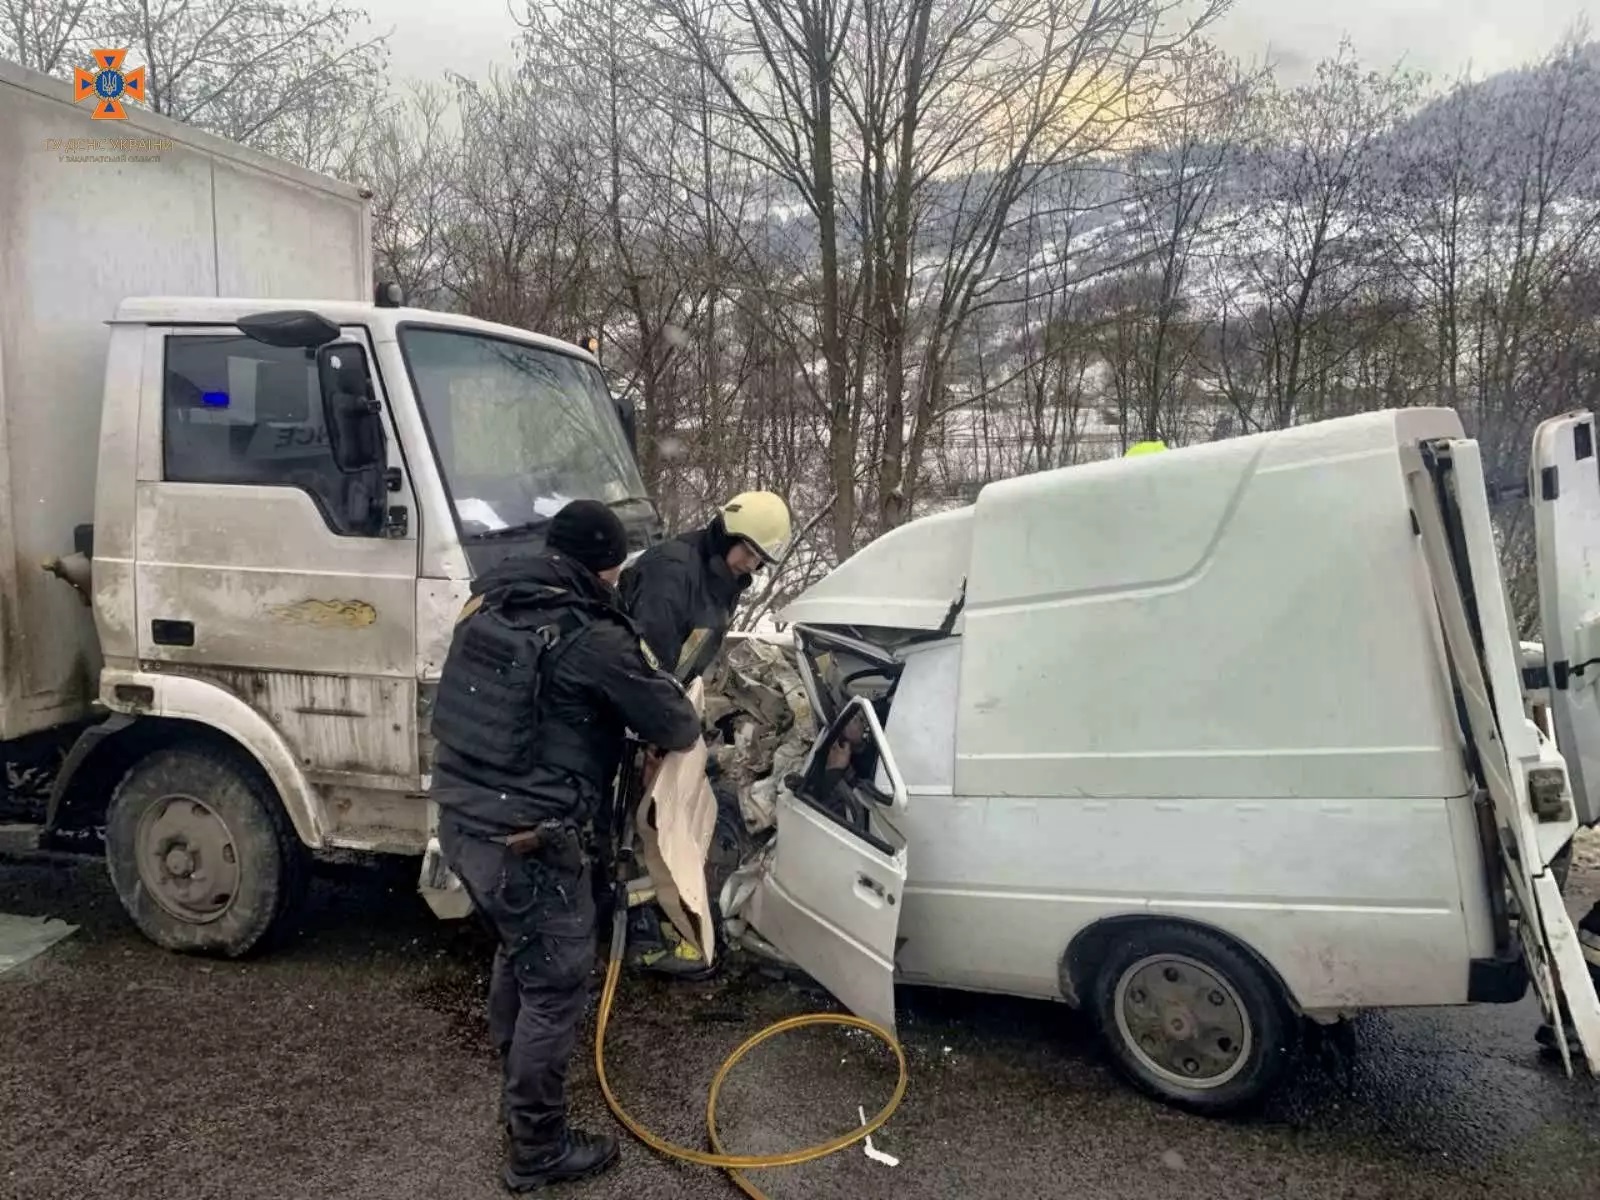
0, 58, 372, 742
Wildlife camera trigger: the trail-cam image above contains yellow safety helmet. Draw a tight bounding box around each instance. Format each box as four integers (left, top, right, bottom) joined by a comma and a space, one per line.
1125, 440, 1168, 458
720, 490, 792, 564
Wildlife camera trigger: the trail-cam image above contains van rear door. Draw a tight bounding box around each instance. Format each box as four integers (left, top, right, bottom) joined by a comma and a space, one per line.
742, 696, 908, 1033
1531, 411, 1600, 828
1405, 436, 1600, 1075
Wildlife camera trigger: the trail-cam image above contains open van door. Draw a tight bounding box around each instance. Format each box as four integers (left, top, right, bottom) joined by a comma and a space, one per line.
1405, 436, 1600, 1076
743, 697, 908, 1033
1531, 411, 1600, 828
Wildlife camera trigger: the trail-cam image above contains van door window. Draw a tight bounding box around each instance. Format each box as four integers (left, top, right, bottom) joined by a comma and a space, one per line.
162, 334, 378, 537
793, 696, 905, 848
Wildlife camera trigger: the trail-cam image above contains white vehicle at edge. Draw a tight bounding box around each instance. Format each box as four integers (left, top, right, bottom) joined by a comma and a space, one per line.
729, 406, 1600, 1112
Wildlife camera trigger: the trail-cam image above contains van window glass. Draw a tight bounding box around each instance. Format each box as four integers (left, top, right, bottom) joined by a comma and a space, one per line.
799, 704, 896, 855
162, 334, 371, 536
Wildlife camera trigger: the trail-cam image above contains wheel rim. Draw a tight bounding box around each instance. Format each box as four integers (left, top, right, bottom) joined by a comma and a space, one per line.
1113, 953, 1253, 1090
134, 793, 241, 924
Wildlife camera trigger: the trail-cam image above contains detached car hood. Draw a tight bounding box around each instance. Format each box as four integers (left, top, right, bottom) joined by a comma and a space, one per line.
780, 506, 972, 631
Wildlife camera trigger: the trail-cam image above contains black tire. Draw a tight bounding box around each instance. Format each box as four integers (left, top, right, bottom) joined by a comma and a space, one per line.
1089, 922, 1297, 1114
106, 745, 309, 957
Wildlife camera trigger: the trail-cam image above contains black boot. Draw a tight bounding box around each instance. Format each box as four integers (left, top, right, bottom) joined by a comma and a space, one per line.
503, 1128, 620, 1192
1536, 1019, 1584, 1060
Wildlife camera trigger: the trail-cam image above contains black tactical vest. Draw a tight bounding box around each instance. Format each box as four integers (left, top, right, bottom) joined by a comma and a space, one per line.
430, 585, 592, 775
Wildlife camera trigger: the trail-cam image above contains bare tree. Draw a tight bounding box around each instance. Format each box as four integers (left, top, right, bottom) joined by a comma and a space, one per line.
1460, 33, 1600, 626
860, 0, 1230, 534
1219, 43, 1420, 430
363, 85, 454, 308
0, 0, 91, 72
1104, 45, 1252, 446
650, 0, 1229, 555
1379, 69, 1485, 414
518, 0, 698, 493
649, 0, 864, 559
444, 68, 603, 334
2, 1, 390, 171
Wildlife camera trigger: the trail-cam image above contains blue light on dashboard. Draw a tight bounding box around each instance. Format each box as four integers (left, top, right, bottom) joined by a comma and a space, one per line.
201, 391, 230, 408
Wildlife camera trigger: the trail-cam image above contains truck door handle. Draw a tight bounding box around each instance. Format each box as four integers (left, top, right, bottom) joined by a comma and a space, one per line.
151, 619, 194, 647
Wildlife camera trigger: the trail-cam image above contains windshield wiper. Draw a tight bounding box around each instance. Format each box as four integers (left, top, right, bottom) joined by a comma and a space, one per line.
465, 518, 552, 542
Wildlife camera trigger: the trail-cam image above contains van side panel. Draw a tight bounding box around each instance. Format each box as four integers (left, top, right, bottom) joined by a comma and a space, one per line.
955, 409, 1471, 802
889, 409, 1486, 1010
893, 791, 1477, 1010
882, 617, 1486, 1009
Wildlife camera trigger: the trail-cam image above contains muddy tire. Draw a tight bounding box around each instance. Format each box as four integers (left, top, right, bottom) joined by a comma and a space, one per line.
1090, 923, 1296, 1114
106, 745, 309, 957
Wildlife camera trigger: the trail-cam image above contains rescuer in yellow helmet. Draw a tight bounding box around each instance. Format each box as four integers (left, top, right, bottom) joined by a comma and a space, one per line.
616, 489, 792, 979
620, 490, 792, 685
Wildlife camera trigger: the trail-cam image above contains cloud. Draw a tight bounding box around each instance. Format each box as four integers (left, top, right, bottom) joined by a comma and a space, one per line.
378, 0, 521, 84
371, 0, 1593, 93
1211, 0, 1592, 81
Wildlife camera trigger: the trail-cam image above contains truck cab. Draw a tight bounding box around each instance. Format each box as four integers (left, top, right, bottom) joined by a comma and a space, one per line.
45, 297, 655, 952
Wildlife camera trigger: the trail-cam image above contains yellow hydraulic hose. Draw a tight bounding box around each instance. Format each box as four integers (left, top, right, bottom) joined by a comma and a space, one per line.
594, 908, 910, 1199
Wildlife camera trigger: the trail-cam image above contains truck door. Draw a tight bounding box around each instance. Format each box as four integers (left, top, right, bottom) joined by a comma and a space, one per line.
1405, 437, 1600, 1075
135, 325, 420, 794
744, 696, 909, 1033
1531, 411, 1600, 828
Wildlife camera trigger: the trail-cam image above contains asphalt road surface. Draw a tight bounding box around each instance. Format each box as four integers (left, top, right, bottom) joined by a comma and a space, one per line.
3, 853, 1598, 1200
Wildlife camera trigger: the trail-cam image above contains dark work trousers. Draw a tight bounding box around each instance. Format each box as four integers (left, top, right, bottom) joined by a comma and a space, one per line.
439, 813, 596, 1152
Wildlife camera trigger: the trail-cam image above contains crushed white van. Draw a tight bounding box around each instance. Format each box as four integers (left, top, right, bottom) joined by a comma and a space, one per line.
728, 407, 1600, 1112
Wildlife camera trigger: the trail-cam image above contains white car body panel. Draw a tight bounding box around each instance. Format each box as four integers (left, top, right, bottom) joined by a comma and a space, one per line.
754, 409, 1600, 1076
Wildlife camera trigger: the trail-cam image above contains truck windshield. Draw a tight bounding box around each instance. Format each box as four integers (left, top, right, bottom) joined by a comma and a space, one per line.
400, 327, 646, 538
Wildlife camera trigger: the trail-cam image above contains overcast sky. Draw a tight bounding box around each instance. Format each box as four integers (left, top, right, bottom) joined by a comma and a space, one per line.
375, 0, 1599, 87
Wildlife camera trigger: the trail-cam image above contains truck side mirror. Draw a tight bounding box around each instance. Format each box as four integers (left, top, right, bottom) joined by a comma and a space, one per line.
613, 393, 638, 458
316, 342, 385, 473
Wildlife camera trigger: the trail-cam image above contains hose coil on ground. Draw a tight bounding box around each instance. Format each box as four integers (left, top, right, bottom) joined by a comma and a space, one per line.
594, 910, 909, 1199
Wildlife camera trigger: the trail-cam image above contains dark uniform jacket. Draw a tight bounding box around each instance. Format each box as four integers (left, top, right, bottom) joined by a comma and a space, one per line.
618, 526, 751, 684
430, 552, 701, 836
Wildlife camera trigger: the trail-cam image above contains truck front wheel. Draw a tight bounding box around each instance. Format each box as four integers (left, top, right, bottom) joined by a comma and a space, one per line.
106, 745, 308, 956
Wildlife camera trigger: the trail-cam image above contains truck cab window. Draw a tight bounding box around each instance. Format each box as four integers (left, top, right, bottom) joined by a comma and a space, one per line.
162, 335, 376, 537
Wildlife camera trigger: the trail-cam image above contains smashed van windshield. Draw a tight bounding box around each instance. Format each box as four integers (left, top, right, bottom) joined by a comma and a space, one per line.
400, 327, 645, 537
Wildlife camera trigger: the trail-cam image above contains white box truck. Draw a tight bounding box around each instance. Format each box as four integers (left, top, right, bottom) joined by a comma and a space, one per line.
723, 408, 1600, 1111
0, 59, 653, 950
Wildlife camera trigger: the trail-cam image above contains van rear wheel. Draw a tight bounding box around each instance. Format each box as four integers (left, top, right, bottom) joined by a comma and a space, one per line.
106, 745, 308, 957
1090, 924, 1295, 1113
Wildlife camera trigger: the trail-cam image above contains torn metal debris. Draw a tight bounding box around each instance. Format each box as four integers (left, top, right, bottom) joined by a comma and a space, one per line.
702, 635, 818, 963
703, 635, 816, 840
